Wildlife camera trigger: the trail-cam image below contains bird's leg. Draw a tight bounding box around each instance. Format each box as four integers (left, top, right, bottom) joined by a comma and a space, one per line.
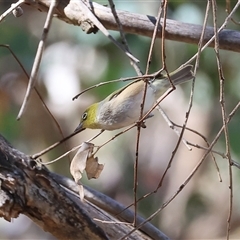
137, 113, 154, 128
140, 121, 147, 128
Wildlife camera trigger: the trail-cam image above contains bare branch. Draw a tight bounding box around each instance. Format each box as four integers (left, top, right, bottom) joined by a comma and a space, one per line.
0, 134, 168, 240
26, 0, 240, 53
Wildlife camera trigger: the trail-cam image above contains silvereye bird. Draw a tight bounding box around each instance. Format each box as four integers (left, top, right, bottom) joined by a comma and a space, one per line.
75, 65, 193, 132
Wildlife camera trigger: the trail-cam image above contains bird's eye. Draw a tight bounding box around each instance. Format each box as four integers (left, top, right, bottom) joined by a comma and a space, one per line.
82, 112, 88, 120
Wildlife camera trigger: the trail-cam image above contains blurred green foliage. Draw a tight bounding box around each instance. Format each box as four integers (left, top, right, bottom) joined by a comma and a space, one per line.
1, 1, 240, 239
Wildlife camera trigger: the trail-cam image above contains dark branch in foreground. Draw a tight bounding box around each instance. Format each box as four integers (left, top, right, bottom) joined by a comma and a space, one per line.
0, 134, 169, 240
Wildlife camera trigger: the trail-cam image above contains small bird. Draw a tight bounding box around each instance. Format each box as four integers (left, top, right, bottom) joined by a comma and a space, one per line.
75, 65, 193, 132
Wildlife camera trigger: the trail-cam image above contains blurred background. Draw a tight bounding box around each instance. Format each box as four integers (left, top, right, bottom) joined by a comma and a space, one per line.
1, 0, 240, 239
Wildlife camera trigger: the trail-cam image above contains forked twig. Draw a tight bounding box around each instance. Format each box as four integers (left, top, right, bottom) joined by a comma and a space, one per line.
173, 123, 222, 182
121, 100, 240, 238
186, 141, 240, 170
156, 0, 210, 190
183, 0, 240, 67
32, 131, 78, 159
108, 0, 142, 76
41, 130, 104, 165
225, 0, 240, 25
156, 105, 192, 150
81, 0, 139, 63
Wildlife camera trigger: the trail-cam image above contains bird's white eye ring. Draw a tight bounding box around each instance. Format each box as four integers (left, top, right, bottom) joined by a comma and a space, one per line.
82, 112, 88, 120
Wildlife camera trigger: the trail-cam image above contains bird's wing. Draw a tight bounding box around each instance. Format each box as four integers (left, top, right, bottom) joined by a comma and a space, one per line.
107, 78, 143, 101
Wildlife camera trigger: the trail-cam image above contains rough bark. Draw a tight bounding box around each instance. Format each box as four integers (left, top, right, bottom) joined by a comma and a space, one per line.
0, 134, 169, 240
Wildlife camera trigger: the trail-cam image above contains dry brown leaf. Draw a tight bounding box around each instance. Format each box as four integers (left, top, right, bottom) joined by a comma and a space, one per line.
70, 142, 94, 184
70, 142, 104, 200
85, 156, 104, 180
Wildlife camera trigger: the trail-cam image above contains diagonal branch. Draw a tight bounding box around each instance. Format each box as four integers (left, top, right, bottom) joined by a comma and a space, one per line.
0, 134, 168, 240
26, 0, 240, 53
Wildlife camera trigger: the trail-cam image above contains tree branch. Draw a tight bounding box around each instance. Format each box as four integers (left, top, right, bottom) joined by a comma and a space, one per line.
0, 134, 169, 240
26, 0, 240, 53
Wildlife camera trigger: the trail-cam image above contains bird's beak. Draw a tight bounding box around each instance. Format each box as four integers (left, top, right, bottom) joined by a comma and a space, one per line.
74, 122, 86, 133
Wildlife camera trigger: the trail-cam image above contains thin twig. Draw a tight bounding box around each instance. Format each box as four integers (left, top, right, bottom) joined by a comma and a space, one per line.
108, 0, 142, 76
108, 7, 143, 217
101, 102, 240, 231
160, 0, 171, 80
0, 0, 26, 22
32, 131, 78, 159
156, 105, 192, 150
156, 0, 210, 190
121, 100, 240, 238
81, 0, 139, 63
0, 44, 71, 163
212, 0, 233, 238
41, 145, 81, 165
149, 113, 223, 182
94, 124, 136, 155
186, 141, 240, 170
17, 0, 58, 119
72, 74, 155, 101
33, 128, 105, 159
41, 130, 104, 165
133, 124, 141, 226
145, 1, 164, 75
225, 0, 240, 25
183, 0, 240, 67
91, 91, 181, 156
173, 123, 222, 182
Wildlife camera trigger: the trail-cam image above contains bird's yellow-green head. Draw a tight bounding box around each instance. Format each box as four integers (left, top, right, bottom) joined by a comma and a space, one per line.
75, 103, 100, 132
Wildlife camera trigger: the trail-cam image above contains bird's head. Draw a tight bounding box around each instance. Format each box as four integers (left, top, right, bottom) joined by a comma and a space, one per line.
75, 103, 100, 132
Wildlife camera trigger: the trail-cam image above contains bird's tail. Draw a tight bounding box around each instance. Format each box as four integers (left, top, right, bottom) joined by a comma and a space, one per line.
167, 64, 194, 85
152, 64, 194, 99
